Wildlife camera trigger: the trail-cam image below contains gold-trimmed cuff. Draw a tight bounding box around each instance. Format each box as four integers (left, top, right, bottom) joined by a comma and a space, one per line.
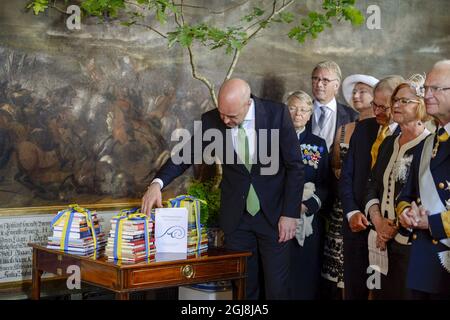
441, 210, 450, 238
396, 201, 411, 217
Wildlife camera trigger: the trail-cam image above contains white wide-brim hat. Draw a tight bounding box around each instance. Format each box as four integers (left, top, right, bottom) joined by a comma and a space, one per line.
342, 74, 379, 108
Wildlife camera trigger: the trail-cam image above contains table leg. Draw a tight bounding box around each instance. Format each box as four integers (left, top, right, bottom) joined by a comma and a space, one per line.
115, 292, 130, 300
233, 256, 247, 300
233, 278, 246, 300
31, 248, 43, 300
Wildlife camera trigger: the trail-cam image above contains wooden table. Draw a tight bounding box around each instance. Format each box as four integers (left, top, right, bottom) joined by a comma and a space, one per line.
29, 244, 251, 300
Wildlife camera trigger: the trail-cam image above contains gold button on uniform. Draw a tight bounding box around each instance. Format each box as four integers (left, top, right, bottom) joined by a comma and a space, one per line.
412, 234, 417, 240
417, 198, 421, 204
432, 239, 439, 245
438, 182, 445, 189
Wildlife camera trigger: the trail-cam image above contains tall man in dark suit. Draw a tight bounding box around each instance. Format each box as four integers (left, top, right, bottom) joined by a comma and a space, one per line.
142, 79, 304, 299
306, 60, 359, 152
306, 62, 357, 299
339, 76, 403, 299
398, 60, 450, 299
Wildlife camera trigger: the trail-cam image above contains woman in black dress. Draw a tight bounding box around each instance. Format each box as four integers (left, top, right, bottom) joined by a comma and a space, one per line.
287, 91, 329, 299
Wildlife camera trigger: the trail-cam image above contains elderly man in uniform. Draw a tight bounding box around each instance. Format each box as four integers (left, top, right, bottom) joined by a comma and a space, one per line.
397, 60, 450, 299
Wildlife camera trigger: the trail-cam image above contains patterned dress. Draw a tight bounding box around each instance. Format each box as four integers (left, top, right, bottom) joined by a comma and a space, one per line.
321, 125, 350, 288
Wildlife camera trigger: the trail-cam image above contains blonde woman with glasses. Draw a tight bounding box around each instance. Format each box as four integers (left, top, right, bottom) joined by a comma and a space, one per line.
286, 91, 329, 299
365, 75, 431, 300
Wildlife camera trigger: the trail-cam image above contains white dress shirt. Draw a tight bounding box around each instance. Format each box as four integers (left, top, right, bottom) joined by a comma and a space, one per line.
231, 99, 256, 163
443, 122, 450, 136
312, 98, 337, 151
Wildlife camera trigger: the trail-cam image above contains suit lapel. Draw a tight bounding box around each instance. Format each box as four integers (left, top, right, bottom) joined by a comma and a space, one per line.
306, 118, 313, 133
298, 130, 307, 145
335, 102, 348, 138
251, 98, 267, 175
214, 115, 243, 172
431, 140, 450, 170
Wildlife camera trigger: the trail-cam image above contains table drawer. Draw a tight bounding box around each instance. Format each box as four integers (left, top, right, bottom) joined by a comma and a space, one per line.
128, 259, 240, 287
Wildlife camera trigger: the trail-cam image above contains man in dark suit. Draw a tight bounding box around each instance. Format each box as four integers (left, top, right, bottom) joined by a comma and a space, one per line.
306, 60, 358, 152
398, 60, 450, 299
306, 62, 357, 300
339, 76, 403, 299
142, 78, 304, 299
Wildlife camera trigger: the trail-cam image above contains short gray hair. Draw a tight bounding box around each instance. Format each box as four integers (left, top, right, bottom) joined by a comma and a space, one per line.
285, 90, 313, 108
374, 75, 405, 94
312, 60, 342, 83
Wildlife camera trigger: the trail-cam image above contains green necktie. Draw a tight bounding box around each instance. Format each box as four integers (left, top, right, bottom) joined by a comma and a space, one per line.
238, 123, 260, 216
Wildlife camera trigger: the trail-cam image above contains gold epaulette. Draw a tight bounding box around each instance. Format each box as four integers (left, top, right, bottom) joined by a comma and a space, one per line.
396, 201, 411, 217
442, 210, 450, 238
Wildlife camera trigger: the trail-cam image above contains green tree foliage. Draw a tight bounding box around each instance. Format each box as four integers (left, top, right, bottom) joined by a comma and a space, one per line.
186, 179, 221, 227
26, 0, 364, 107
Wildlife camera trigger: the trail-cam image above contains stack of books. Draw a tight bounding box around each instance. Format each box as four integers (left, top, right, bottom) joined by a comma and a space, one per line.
105, 214, 155, 263
47, 208, 106, 257
187, 226, 208, 255
168, 195, 209, 256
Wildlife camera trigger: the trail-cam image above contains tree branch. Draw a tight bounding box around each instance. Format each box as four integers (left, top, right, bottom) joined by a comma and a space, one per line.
172, 0, 183, 27
224, 49, 241, 82
180, 0, 185, 25
124, 1, 145, 10
187, 45, 218, 108
245, 0, 294, 44
172, 1, 250, 15
134, 22, 167, 38
48, 4, 68, 15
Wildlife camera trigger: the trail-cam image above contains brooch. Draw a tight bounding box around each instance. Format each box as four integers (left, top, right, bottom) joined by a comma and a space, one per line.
392, 154, 413, 184
301, 144, 324, 169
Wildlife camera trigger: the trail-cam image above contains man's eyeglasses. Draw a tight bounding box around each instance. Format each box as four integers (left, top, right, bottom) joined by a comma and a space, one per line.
420, 85, 450, 94
370, 101, 390, 111
392, 97, 420, 106
311, 76, 337, 86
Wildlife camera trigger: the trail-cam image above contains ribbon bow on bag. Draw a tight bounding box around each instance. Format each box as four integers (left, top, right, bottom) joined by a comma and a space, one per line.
167, 195, 207, 252
112, 208, 152, 261
51, 204, 99, 259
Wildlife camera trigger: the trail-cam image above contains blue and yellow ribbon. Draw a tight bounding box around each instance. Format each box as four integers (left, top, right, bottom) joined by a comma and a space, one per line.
51, 204, 99, 259
168, 195, 206, 252
112, 209, 151, 262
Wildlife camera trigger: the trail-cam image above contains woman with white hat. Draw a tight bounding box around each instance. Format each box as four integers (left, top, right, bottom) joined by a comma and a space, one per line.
331, 74, 380, 170
321, 74, 378, 298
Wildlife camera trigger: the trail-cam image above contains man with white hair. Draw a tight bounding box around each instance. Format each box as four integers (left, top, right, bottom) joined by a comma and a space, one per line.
398, 60, 450, 299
